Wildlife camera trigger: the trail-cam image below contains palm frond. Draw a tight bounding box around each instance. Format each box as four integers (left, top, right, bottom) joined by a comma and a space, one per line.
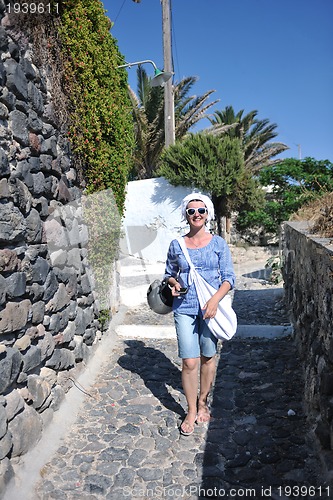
246, 143, 289, 172
129, 72, 217, 178
205, 123, 239, 136
176, 98, 219, 138
173, 76, 198, 102
207, 105, 289, 173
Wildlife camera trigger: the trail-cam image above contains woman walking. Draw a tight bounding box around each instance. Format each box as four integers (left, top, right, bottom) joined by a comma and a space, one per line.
164, 193, 236, 435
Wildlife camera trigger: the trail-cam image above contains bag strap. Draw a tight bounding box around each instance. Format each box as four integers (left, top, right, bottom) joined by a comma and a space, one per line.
177, 237, 192, 265
177, 237, 196, 284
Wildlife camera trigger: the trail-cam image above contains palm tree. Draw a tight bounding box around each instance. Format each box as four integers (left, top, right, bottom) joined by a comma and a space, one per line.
128, 67, 218, 179
208, 105, 289, 172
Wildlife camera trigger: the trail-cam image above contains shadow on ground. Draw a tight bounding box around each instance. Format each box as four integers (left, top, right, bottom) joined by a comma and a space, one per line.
199, 338, 324, 498
232, 288, 289, 325
242, 268, 272, 280
118, 340, 185, 418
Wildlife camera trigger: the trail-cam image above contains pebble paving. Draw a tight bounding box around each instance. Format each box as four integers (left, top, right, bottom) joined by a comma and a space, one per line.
33, 334, 328, 500
31, 250, 329, 499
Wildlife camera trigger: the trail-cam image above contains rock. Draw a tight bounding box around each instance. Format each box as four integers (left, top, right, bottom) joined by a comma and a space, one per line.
0, 347, 22, 393
18, 388, 33, 404
8, 109, 29, 145
0, 299, 31, 334
0, 274, 6, 306
8, 405, 43, 457
32, 171, 45, 194
0, 248, 21, 272
41, 136, 57, 156
0, 404, 7, 439
73, 335, 85, 362
62, 321, 76, 343
30, 256, 50, 284
42, 270, 58, 302
8, 178, 32, 214
0, 204, 26, 242
56, 178, 72, 203
40, 367, 57, 388
0, 457, 14, 498
0, 146, 9, 175
31, 300, 45, 324
27, 81, 43, 114
45, 283, 70, 313
45, 348, 75, 371
49, 248, 67, 267
21, 345, 41, 373
66, 247, 81, 270
26, 207, 42, 243
39, 331, 55, 361
0, 431, 12, 460
50, 385, 65, 411
4, 59, 28, 100
13, 334, 31, 351
44, 217, 69, 249
0, 178, 10, 198
27, 374, 51, 410
4, 390, 25, 421
83, 328, 96, 346
6, 272, 26, 298
27, 109, 43, 133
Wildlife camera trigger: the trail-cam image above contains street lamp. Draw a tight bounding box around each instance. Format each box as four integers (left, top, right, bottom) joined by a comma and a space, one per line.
117, 60, 172, 87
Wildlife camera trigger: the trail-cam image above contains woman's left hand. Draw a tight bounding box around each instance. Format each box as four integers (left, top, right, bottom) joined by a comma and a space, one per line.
202, 297, 219, 319
202, 282, 230, 319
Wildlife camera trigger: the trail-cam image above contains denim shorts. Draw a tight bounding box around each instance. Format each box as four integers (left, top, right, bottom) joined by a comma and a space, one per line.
174, 311, 218, 359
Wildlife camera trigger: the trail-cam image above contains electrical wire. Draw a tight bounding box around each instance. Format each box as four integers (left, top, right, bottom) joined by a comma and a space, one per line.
69, 378, 94, 398
113, 0, 128, 26
170, 0, 180, 83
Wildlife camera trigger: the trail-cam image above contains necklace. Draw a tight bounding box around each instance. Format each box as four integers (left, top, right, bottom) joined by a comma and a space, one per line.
187, 236, 203, 248
187, 232, 212, 248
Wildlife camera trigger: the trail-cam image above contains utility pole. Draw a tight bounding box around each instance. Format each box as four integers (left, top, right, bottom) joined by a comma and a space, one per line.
161, 0, 175, 146
132, 0, 175, 146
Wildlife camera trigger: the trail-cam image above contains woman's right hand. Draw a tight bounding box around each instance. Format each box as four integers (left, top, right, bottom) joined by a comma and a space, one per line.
168, 279, 181, 296
172, 285, 182, 296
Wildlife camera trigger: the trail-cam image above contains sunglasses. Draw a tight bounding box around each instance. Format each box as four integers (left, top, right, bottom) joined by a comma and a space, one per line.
186, 207, 208, 216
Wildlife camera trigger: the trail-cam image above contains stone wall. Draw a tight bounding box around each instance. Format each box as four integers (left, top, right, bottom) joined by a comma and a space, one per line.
0, 6, 114, 493
283, 221, 333, 473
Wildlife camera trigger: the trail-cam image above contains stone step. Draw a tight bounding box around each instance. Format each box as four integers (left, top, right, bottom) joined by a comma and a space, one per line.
115, 324, 293, 340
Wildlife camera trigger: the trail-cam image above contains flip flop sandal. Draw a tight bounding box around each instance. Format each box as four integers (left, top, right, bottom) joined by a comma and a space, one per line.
180, 419, 195, 436
196, 405, 211, 423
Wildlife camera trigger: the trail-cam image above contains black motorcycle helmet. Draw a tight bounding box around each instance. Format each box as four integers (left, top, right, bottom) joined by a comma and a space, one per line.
147, 279, 173, 314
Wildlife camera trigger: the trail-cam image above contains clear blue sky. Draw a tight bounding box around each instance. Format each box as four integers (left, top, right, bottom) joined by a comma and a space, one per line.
103, 0, 333, 162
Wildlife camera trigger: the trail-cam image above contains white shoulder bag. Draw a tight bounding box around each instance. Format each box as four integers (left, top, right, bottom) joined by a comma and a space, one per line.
177, 237, 237, 340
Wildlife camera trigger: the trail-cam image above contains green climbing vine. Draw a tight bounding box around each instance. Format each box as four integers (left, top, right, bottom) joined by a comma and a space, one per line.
57, 0, 134, 212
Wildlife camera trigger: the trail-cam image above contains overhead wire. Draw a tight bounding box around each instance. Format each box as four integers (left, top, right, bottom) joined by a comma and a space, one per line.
113, 0, 128, 25
170, 0, 180, 83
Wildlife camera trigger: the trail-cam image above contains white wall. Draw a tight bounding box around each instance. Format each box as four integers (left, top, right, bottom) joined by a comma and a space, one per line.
119, 177, 204, 263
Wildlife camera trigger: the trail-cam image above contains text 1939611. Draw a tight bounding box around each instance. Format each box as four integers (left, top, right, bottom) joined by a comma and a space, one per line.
6, 3, 59, 15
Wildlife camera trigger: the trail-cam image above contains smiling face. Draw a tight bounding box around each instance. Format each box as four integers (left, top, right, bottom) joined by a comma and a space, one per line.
186, 200, 208, 228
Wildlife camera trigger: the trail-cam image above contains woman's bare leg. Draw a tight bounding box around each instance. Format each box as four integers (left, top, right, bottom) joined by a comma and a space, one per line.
181, 357, 199, 433
197, 355, 216, 422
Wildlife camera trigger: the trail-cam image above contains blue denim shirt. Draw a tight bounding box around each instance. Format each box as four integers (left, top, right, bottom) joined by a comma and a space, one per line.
164, 235, 236, 315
